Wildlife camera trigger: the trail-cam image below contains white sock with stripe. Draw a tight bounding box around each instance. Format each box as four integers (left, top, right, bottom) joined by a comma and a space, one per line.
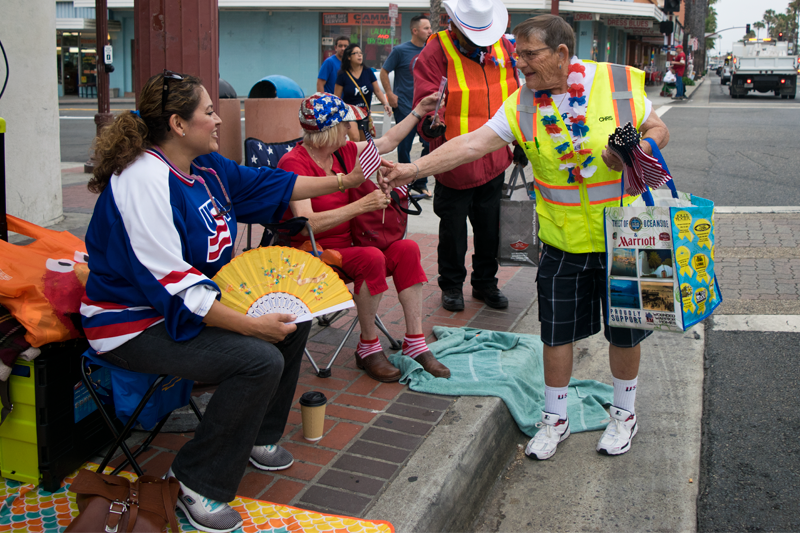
402, 333, 429, 358
612, 376, 638, 415
356, 337, 382, 359
544, 385, 569, 420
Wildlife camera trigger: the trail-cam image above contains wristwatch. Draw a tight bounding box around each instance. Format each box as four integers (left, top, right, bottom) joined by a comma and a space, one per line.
336, 173, 346, 193
410, 110, 422, 121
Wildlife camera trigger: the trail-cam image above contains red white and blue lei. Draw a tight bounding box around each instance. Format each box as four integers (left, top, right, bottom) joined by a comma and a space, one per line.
533, 57, 598, 184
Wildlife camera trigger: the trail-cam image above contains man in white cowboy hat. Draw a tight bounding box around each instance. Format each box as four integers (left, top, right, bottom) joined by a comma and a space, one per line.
412, 0, 520, 313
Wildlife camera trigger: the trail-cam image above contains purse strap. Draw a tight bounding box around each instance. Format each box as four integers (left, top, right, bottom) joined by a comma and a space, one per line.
346, 70, 371, 109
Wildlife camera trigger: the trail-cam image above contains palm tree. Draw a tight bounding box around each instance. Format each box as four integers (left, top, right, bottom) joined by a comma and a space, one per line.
753, 21, 765, 38
764, 9, 777, 35
430, 0, 442, 33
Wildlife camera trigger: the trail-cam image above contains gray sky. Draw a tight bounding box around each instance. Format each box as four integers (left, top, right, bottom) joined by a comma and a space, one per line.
712, 0, 793, 56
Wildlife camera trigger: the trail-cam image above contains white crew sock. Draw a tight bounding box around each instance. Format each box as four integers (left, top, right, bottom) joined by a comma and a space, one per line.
544, 385, 569, 420
612, 376, 638, 415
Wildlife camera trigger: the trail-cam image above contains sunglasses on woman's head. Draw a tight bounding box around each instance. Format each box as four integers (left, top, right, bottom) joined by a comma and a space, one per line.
162, 69, 184, 113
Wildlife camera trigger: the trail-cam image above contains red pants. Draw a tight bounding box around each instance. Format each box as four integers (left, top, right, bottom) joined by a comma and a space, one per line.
332, 240, 427, 296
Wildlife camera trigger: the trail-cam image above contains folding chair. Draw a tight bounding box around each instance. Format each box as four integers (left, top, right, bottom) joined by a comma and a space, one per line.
243, 136, 302, 250
305, 188, 423, 378
79, 352, 203, 476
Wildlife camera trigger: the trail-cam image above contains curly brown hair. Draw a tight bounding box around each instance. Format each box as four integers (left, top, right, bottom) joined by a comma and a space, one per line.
88, 72, 203, 193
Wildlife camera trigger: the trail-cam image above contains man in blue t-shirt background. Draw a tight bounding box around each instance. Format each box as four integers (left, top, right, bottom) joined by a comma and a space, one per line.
317, 36, 351, 93
380, 15, 433, 196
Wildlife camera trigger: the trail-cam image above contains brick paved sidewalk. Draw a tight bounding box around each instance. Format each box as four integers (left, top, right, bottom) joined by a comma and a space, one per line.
714, 213, 800, 315
63, 172, 538, 518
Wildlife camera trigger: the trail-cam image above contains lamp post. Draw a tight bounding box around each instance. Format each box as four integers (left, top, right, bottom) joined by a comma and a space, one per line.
84, 0, 113, 173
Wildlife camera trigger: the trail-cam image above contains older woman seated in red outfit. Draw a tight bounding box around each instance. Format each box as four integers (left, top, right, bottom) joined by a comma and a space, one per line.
278, 92, 450, 382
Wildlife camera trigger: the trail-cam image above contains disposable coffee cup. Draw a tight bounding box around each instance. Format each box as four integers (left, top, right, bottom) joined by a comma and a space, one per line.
299, 391, 327, 442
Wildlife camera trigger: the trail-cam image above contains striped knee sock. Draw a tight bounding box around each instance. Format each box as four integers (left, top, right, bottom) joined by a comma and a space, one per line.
356, 337, 382, 359
402, 333, 429, 358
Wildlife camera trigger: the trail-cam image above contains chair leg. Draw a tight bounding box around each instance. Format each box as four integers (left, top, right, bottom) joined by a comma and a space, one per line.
317, 309, 346, 328
111, 412, 170, 475
305, 348, 321, 376
320, 316, 359, 377
375, 315, 401, 350
189, 396, 204, 422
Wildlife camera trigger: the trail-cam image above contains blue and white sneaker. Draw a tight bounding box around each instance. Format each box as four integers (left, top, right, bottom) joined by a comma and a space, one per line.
167, 468, 243, 533
596, 406, 638, 456
525, 411, 570, 460
250, 444, 294, 471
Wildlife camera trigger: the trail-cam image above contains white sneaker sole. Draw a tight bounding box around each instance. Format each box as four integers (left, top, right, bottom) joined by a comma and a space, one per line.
597, 421, 638, 456
249, 455, 294, 471
525, 424, 571, 461
175, 498, 243, 533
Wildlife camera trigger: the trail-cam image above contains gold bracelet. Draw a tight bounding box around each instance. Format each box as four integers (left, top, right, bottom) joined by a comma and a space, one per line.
336, 173, 345, 193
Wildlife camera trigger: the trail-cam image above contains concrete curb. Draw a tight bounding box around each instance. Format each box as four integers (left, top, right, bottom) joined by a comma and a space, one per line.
366, 395, 522, 532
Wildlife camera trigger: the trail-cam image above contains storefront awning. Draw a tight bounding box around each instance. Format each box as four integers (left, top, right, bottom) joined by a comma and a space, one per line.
56, 18, 122, 31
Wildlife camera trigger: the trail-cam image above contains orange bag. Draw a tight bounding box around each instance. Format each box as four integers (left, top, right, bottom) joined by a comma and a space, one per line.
0, 215, 89, 347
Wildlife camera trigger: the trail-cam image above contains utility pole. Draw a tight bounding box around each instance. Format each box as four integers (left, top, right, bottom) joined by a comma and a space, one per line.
552, 0, 560, 16
85, 0, 113, 173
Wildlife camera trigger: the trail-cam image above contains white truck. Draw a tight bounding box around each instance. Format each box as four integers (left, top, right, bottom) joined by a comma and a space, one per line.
729, 39, 798, 99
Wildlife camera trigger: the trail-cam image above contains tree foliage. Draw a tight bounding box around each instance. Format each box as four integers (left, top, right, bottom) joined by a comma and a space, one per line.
706, 0, 718, 50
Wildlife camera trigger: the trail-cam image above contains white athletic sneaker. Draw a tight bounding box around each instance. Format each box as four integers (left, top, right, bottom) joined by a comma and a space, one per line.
167, 468, 244, 533
596, 406, 638, 456
525, 412, 570, 460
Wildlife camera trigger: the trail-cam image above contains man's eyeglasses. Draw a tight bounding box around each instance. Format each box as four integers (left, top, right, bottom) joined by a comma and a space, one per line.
162, 69, 183, 113
512, 46, 552, 63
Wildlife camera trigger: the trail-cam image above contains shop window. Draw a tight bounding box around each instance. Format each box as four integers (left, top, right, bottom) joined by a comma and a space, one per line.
321, 13, 402, 70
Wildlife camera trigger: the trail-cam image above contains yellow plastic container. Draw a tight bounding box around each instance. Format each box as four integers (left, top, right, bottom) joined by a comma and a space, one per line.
0, 359, 39, 485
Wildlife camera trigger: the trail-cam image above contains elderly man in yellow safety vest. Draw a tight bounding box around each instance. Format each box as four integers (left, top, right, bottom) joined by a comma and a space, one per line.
383, 15, 670, 461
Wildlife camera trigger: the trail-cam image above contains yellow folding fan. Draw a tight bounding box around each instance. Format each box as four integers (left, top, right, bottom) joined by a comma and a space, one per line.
212, 246, 353, 323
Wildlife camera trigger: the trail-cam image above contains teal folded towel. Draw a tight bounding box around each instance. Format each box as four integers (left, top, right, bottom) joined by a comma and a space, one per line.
389, 326, 613, 436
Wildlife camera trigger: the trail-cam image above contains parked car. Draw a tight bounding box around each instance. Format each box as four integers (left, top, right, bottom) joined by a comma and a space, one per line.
721, 64, 732, 85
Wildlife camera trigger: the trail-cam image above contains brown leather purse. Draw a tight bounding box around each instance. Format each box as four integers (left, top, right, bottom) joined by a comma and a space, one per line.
66, 469, 180, 533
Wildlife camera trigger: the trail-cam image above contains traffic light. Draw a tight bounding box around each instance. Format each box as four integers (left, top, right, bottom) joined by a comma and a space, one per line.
663, 0, 680, 14
746, 24, 751, 34
779, 32, 784, 41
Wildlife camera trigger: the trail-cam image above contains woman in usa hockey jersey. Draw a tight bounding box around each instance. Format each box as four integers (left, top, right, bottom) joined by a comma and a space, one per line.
81, 72, 372, 533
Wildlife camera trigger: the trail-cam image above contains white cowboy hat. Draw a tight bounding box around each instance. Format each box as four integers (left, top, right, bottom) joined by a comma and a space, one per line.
443, 0, 508, 47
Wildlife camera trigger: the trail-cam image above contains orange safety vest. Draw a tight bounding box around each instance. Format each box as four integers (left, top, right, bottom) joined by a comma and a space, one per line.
434, 31, 518, 141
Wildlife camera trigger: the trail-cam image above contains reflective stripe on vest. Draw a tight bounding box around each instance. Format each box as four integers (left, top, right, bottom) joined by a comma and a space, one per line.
607, 64, 638, 127
437, 31, 519, 139
534, 179, 582, 206
516, 88, 537, 142
585, 179, 624, 205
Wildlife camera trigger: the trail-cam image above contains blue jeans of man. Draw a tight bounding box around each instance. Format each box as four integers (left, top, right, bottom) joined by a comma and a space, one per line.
393, 107, 430, 190
675, 74, 685, 97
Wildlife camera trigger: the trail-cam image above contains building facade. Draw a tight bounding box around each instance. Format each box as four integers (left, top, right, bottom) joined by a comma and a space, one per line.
58, 0, 681, 98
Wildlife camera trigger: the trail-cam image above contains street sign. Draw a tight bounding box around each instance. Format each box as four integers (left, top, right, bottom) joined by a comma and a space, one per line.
389, 3, 398, 18
103, 45, 113, 64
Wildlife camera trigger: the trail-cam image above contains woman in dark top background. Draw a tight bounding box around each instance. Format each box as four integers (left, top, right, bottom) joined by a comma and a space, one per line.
335, 43, 392, 141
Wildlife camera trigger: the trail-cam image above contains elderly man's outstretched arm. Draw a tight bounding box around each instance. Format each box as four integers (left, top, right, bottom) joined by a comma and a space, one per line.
380, 125, 509, 192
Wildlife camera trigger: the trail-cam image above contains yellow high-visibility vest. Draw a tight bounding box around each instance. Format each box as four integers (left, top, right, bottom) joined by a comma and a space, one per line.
504, 61, 647, 253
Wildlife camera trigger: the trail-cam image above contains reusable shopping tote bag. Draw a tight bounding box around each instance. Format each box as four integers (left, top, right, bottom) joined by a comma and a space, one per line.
498, 163, 539, 267
0, 215, 89, 346
603, 139, 721, 332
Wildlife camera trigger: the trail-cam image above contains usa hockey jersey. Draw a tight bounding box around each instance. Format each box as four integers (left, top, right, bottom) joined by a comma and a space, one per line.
81, 149, 298, 353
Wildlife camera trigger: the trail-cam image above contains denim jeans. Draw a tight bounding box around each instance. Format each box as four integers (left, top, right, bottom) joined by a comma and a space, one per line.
675, 74, 685, 97
100, 321, 311, 502
432, 172, 504, 291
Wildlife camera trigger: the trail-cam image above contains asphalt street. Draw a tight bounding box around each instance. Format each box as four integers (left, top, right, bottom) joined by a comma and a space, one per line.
699, 327, 800, 532
658, 76, 800, 206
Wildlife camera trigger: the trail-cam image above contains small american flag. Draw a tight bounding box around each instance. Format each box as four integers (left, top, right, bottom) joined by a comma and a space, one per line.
358, 125, 382, 179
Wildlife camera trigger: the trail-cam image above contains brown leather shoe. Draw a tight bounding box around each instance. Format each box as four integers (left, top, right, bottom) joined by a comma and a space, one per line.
413, 351, 451, 378
355, 351, 401, 382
